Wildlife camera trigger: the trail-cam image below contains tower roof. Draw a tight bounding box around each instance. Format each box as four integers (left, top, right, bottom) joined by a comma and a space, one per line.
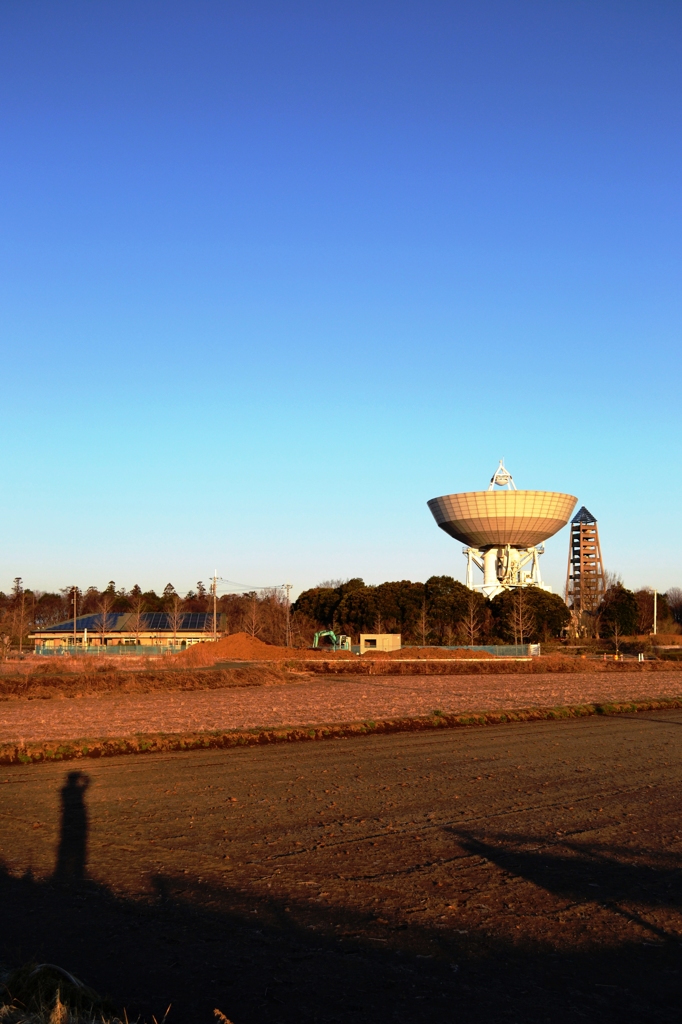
571, 506, 597, 525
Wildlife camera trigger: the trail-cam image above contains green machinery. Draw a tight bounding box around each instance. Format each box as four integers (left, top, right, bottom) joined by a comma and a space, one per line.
312, 630, 352, 651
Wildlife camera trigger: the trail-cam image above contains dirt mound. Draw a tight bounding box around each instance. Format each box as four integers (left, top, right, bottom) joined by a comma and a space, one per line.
174, 636, 515, 667
172, 632, 356, 666
173, 633, 282, 665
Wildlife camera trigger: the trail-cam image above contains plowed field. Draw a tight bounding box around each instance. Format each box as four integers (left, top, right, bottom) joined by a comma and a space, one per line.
1, 671, 681, 744
1, 711, 680, 1023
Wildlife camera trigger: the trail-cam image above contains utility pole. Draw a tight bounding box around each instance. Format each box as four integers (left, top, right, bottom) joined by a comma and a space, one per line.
73, 587, 77, 649
212, 570, 218, 642
284, 582, 292, 647
653, 589, 657, 636
19, 590, 25, 656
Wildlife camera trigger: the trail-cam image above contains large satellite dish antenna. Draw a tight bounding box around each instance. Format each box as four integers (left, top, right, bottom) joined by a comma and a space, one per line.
427, 462, 577, 598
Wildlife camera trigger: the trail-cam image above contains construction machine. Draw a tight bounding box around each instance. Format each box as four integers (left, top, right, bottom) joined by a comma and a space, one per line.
312, 630, 352, 652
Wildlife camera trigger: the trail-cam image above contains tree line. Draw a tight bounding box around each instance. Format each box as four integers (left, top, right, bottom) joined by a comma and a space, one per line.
1, 574, 680, 656
293, 577, 682, 646
0, 579, 291, 654
292, 577, 570, 645
590, 583, 681, 640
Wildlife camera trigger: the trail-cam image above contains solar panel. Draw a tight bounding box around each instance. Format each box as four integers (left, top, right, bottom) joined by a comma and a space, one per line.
44, 613, 114, 632
143, 613, 169, 630
43, 610, 216, 633
181, 613, 208, 629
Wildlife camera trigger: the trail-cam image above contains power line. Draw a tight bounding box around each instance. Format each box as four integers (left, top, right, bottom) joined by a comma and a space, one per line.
217, 578, 287, 593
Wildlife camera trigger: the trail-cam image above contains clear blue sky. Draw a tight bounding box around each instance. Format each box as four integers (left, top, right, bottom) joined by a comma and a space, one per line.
1, 0, 680, 598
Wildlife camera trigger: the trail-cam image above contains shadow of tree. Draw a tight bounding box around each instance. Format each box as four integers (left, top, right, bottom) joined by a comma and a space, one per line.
450, 826, 681, 934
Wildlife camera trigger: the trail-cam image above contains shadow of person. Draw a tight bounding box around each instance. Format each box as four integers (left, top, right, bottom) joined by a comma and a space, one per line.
54, 770, 91, 882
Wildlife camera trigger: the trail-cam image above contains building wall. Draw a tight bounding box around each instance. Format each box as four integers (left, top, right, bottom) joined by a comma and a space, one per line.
32, 633, 211, 648
359, 634, 402, 654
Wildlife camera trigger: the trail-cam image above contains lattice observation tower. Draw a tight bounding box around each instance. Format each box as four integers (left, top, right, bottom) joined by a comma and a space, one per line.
565, 506, 605, 614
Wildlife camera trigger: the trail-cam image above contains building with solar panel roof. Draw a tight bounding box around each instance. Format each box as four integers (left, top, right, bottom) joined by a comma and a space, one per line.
31, 611, 226, 652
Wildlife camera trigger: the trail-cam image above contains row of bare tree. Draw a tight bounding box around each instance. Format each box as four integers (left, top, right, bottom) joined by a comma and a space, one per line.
0, 579, 296, 654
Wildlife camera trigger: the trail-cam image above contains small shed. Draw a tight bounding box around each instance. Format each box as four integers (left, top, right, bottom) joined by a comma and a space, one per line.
359, 633, 401, 655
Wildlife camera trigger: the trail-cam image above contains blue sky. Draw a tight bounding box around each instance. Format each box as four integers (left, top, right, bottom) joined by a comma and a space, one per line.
1, 0, 680, 598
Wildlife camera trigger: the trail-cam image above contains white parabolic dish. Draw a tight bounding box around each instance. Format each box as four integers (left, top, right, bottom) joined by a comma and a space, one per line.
427, 490, 577, 549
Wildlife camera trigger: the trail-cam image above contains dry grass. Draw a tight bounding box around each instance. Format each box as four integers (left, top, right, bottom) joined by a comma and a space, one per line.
0, 657, 156, 676
0, 964, 123, 1024
0, 665, 294, 701
0, 962, 226, 1024
300, 653, 681, 675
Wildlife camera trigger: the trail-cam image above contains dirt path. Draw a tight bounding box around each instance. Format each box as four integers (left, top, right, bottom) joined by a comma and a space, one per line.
1, 711, 681, 1023
1, 671, 682, 743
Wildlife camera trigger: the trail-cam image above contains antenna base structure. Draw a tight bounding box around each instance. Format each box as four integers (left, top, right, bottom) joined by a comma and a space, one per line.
428, 460, 577, 600
463, 542, 547, 600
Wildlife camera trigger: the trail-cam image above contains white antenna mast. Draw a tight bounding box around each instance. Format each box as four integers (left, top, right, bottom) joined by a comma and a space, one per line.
488, 458, 516, 491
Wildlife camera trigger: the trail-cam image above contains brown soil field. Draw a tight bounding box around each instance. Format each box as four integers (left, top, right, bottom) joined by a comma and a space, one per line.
1, 712, 680, 1023
1, 671, 681, 747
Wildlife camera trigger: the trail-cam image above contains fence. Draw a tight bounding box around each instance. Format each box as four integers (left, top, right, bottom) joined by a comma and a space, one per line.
32, 641, 539, 658
402, 644, 539, 657
34, 645, 181, 657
